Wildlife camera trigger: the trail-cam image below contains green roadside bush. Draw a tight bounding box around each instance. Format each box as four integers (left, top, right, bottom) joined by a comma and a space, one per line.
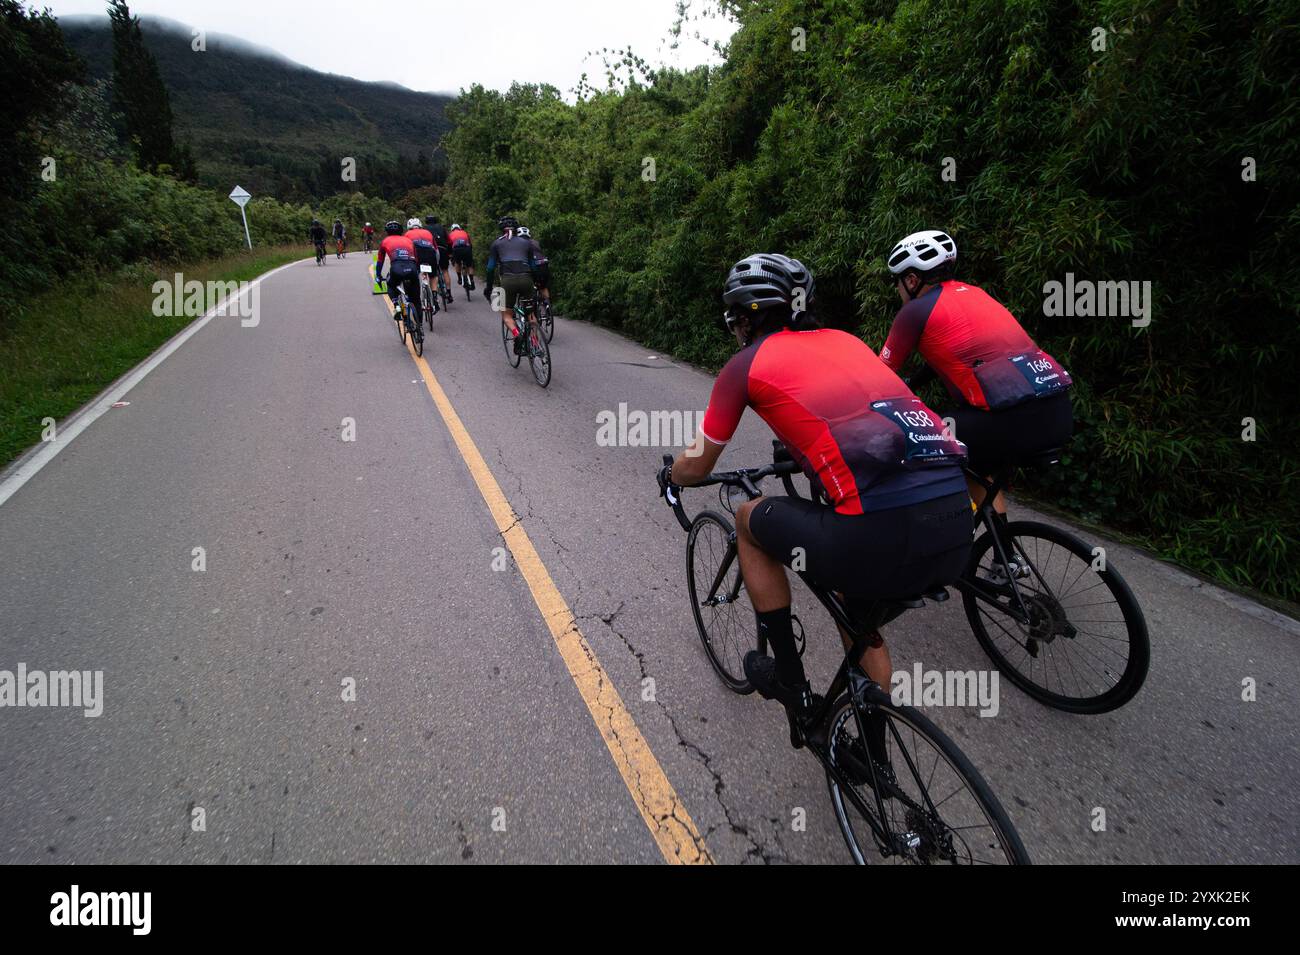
437, 0, 1300, 602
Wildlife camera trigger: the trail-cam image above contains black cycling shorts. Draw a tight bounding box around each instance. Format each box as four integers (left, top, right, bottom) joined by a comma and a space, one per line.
415, 244, 439, 269
748, 490, 972, 602
451, 244, 473, 267
386, 261, 419, 303
948, 391, 1073, 476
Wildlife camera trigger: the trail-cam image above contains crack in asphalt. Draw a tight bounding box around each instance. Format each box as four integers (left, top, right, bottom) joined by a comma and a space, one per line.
579, 602, 782, 864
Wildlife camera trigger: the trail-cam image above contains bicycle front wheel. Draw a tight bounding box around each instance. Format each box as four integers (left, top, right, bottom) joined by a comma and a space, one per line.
396, 305, 407, 344
685, 510, 756, 693
824, 685, 1030, 865
528, 323, 551, 388
540, 300, 554, 342
963, 520, 1149, 713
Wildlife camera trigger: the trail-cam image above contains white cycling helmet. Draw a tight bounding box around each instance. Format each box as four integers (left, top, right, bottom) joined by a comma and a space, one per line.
450, 223, 461, 231
886, 229, 957, 276
365, 221, 371, 227
516, 226, 531, 238
406, 217, 422, 230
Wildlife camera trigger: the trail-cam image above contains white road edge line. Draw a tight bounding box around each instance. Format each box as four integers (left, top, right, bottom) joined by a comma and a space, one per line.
0, 257, 307, 509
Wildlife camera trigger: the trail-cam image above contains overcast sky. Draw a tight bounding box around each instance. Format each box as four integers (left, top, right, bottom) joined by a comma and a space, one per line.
46, 0, 737, 96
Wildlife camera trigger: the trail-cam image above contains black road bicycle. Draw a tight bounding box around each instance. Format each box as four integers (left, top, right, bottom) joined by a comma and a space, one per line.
436, 259, 453, 309
774, 443, 1149, 713
661, 445, 1030, 865
536, 294, 554, 343
418, 266, 438, 332
393, 282, 423, 356
501, 293, 551, 388
953, 451, 1149, 712
314, 240, 326, 266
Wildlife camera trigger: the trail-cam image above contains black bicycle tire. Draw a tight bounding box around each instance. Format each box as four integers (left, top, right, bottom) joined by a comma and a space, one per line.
962, 519, 1149, 713
824, 686, 1031, 865
685, 510, 755, 693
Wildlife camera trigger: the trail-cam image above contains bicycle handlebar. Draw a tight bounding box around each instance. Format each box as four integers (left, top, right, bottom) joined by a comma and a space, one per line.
660, 440, 799, 532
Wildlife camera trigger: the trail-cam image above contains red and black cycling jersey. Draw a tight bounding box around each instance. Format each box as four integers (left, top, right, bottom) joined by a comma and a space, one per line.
881, 281, 1071, 411
700, 328, 967, 515
405, 227, 435, 249
376, 234, 417, 272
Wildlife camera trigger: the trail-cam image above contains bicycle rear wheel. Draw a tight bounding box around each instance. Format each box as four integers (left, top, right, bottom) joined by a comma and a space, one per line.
396, 303, 407, 344
528, 322, 551, 387
685, 510, 756, 693
824, 684, 1030, 865
411, 317, 424, 356
502, 319, 521, 368
962, 520, 1149, 713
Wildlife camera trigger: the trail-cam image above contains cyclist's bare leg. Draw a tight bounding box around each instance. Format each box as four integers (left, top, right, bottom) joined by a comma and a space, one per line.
966, 475, 1007, 515
830, 609, 892, 686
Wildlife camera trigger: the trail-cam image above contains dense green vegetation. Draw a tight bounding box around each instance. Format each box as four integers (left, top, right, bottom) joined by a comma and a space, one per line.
62, 14, 452, 200
439, 0, 1299, 601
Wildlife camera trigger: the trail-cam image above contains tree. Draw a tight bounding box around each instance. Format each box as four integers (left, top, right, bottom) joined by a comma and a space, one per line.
0, 0, 84, 205
107, 0, 176, 172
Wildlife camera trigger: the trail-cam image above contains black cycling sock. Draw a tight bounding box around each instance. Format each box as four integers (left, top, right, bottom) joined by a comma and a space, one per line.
756, 607, 805, 686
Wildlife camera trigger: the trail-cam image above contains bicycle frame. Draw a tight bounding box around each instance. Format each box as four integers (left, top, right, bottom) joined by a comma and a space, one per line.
951, 468, 1037, 625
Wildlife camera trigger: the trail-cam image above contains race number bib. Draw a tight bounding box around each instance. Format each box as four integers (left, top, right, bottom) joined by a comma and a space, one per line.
871, 397, 966, 464
1009, 351, 1072, 398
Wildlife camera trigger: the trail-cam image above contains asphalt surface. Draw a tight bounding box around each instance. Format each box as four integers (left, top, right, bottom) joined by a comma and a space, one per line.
1, 252, 1296, 864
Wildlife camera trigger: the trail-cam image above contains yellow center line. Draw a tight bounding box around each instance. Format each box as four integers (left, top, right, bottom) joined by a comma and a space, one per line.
373, 274, 712, 864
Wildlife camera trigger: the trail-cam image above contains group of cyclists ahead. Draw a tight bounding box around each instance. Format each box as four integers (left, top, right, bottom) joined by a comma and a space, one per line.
368, 214, 550, 352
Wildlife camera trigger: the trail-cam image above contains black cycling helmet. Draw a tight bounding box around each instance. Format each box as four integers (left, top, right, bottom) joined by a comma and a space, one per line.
311, 218, 319, 226
499, 215, 518, 231
424, 215, 439, 226
384, 220, 401, 235
722, 253, 814, 316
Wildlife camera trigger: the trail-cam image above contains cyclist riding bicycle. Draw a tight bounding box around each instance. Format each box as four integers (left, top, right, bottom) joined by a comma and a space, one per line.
448, 222, 475, 290
661, 254, 971, 723
332, 218, 346, 257
484, 216, 544, 354
309, 219, 327, 260
404, 217, 441, 315
518, 226, 550, 307
375, 220, 420, 320
362, 221, 375, 251
423, 216, 454, 292
879, 230, 1074, 514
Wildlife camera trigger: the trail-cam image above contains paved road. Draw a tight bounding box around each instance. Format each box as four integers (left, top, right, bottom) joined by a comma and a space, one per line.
1, 254, 1296, 863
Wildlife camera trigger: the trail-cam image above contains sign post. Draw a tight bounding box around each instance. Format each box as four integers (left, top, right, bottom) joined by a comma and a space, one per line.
229, 185, 252, 249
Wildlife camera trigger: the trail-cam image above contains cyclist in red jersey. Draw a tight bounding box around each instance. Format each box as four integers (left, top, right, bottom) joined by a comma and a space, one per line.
880, 229, 1074, 514
662, 254, 971, 721
447, 223, 475, 291
404, 217, 442, 315
374, 220, 419, 320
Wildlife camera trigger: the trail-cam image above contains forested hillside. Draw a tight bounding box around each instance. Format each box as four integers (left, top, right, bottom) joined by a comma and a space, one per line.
61, 14, 452, 200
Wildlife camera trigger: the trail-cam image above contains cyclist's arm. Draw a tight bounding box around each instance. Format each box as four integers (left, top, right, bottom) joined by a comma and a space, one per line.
375, 245, 388, 274
672, 350, 752, 485
671, 434, 724, 486
880, 299, 931, 373
484, 243, 499, 285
